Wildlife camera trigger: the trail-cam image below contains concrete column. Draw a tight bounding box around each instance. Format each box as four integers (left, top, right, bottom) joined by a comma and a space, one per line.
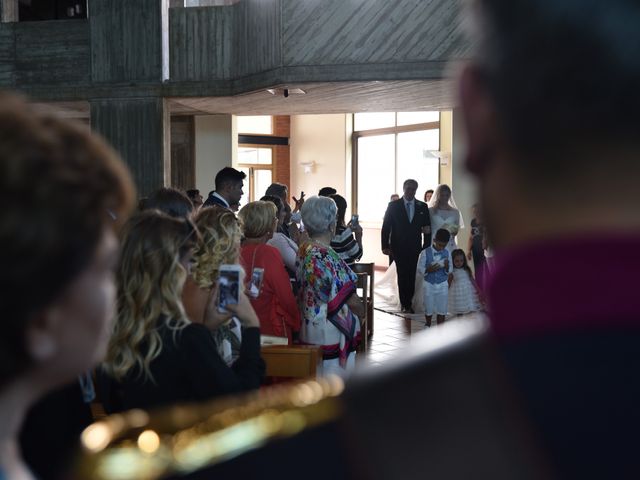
91, 97, 170, 197
89, 0, 169, 82
0, 0, 18, 22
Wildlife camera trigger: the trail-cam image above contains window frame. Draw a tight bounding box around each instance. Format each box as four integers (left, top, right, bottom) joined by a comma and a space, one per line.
238, 143, 275, 203
351, 114, 440, 217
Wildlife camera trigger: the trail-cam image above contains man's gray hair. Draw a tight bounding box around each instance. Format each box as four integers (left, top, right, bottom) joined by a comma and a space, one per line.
301, 196, 337, 237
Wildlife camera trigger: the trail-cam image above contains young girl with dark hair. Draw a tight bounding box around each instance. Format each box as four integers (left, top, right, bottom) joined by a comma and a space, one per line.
448, 249, 483, 315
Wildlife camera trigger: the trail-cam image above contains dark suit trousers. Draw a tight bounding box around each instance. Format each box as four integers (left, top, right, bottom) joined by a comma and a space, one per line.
394, 249, 420, 309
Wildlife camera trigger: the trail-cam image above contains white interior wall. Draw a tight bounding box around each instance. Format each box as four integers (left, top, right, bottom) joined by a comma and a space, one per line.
450, 108, 477, 263
194, 114, 237, 196
290, 114, 348, 200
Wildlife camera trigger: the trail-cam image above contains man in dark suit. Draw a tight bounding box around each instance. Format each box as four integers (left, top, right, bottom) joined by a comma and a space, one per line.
203, 167, 246, 209
381, 179, 431, 313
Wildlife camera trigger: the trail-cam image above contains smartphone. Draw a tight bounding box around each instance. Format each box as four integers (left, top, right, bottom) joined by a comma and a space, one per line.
218, 264, 241, 313
351, 214, 359, 227
248, 267, 264, 298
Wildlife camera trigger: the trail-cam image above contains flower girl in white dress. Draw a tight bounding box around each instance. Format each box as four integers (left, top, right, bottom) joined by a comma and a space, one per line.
448, 249, 483, 315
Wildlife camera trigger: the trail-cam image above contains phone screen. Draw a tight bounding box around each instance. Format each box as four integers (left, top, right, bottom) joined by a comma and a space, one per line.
248, 267, 264, 298
218, 266, 240, 313
351, 214, 359, 226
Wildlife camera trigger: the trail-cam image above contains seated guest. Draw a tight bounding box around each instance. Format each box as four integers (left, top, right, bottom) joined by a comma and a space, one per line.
204, 167, 245, 209
99, 212, 264, 413
186, 188, 204, 211
0, 92, 134, 478
185, 206, 245, 364
329, 194, 363, 266
238, 201, 300, 344
265, 182, 294, 237
261, 195, 299, 273
318, 186, 337, 197
142, 187, 194, 219
297, 196, 364, 377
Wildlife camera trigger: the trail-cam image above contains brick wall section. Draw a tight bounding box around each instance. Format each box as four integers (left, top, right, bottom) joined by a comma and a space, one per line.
272, 116, 291, 200
273, 115, 290, 137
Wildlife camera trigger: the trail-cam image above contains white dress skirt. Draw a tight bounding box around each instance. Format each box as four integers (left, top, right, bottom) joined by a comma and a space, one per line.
448, 268, 482, 314
374, 253, 428, 315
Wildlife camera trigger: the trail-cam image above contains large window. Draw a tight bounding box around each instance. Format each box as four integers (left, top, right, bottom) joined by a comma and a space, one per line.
237, 116, 273, 135
238, 145, 273, 206
353, 112, 440, 224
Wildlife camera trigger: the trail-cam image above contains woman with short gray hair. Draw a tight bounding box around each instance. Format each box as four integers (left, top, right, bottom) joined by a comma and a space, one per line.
297, 196, 364, 377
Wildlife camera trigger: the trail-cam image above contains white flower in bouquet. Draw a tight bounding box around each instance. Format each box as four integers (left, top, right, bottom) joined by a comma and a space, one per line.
442, 223, 459, 236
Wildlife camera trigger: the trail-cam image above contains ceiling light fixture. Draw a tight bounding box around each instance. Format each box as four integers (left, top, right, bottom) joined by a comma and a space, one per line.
266, 87, 306, 98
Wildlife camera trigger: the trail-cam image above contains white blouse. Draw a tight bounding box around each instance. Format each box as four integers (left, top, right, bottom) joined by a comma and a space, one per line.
267, 232, 298, 272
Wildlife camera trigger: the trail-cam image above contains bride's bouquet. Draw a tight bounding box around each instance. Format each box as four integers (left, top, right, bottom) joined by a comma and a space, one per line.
442, 223, 459, 236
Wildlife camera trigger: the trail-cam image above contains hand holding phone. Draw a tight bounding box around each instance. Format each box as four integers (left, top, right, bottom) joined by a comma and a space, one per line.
350, 214, 359, 227
203, 283, 233, 330
248, 267, 264, 298
217, 264, 240, 313
222, 289, 260, 328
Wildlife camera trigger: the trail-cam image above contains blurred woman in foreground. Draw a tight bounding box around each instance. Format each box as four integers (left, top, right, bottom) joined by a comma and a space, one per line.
0, 93, 134, 478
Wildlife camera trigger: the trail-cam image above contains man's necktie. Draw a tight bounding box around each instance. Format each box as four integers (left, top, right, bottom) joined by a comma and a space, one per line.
406, 202, 413, 222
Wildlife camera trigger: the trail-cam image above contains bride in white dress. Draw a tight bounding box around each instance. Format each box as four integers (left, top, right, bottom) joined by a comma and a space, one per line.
428, 184, 462, 251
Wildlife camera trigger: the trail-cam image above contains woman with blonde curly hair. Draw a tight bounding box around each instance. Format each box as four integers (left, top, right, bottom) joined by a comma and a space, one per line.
238, 201, 300, 343
99, 211, 264, 413
183, 206, 245, 365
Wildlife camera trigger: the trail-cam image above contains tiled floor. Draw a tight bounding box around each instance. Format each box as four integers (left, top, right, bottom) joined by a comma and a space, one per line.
362, 309, 430, 367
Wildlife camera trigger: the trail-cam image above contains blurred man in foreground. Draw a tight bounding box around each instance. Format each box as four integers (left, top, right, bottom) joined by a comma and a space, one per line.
460, 0, 640, 476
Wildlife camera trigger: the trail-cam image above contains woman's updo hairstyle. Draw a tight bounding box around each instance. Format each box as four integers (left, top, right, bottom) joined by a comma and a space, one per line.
238, 201, 277, 239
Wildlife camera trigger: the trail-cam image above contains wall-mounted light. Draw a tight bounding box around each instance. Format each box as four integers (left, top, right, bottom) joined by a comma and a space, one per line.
424, 150, 451, 166
299, 161, 315, 174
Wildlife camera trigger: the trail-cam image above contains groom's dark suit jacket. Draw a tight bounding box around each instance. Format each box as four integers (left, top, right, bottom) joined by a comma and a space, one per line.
381, 198, 430, 256
381, 198, 431, 308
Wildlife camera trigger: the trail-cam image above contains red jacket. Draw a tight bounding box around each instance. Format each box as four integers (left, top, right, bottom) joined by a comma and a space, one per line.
240, 243, 300, 343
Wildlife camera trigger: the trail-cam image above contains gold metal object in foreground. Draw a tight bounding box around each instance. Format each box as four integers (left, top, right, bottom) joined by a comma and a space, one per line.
76, 376, 344, 480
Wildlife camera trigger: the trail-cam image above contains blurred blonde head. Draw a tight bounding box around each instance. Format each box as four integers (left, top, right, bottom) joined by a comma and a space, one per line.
192, 206, 243, 289
238, 201, 277, 239
103, 211, 197, 382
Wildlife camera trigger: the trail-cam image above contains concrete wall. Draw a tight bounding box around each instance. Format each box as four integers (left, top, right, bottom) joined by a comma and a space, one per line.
194, 114, 237, 196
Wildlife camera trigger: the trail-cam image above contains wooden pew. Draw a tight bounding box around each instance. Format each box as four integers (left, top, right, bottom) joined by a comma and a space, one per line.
352, 262, 375, 338
355, 272, 369, 353
261, 344, 322, 380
